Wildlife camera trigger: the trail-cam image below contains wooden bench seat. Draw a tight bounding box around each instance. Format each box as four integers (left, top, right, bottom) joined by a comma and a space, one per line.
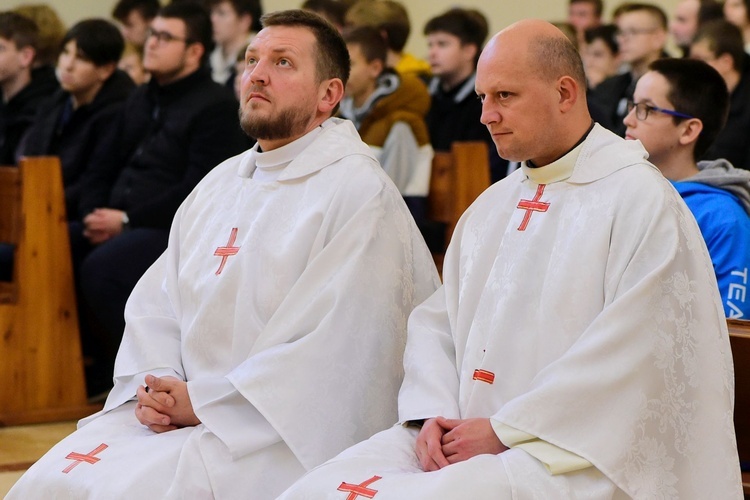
0, 157, 99, 426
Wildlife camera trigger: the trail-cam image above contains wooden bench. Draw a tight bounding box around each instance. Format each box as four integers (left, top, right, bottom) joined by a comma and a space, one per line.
427, 141, 491, 271
728, 318, 750, 496
0, 157, 99, 426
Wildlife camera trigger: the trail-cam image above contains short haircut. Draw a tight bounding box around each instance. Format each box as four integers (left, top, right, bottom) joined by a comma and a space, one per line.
343, 25, 387, 65
614, 3, 668, 29
206, 0, 263, 32
62, 19, 124, 67
423, 8, 488, 52
570, 0, 604, 18
693, 19, 745, 72
0, 12, 38, 50
261, 9, 350, 86
301, 0, 348, 28
112, 0, 161, 23
158, 2, 214, 65
345, 0, 410, 52
584, 24, 618, 55
531, 32, 587, 90
649, 58, 729, 159
698, 0, 725, 27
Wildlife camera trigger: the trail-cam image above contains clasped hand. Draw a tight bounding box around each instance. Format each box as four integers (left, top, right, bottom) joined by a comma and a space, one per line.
135, 375, 201, 433
415, 417, 509, 472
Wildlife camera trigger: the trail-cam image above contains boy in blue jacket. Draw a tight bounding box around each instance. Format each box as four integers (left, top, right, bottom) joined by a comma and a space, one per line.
624, 57, 750, 318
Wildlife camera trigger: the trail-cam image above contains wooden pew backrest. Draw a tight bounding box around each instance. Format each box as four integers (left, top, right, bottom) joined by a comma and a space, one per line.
427, 141, 491, 269
0, 167, 20, 303
0, 157, 100, 425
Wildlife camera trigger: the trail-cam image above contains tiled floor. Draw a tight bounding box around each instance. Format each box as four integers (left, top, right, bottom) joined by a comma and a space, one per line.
0, 421, 76, 497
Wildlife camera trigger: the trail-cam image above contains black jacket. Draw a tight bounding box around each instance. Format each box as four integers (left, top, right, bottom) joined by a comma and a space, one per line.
702, 55, 750, 170
21, 70, 135, 218
426, 74, 508, 183
588, 72, 634, 137
0, 65, 59, 165
78, 67, 247, 226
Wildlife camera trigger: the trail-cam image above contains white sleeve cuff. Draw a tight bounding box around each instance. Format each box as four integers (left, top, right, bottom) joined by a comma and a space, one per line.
490, 419, 592, 475
188, 377, 281, 459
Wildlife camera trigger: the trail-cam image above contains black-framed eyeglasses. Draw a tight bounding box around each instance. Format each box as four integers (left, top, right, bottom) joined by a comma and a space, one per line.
615, 28, 658, 39
626, 100, 694, 121
146, 28, 189, 45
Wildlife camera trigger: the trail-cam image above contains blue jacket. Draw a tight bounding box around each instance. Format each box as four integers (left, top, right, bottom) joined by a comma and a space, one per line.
675, 159, 750, 318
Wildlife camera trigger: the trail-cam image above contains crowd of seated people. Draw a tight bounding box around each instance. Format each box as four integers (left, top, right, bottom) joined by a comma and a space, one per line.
0, 0, 750, 498
0, 0, 748, 398
1, 1, 749, 496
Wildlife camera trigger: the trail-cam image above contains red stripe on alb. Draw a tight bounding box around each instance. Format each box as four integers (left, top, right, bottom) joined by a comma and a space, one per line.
337, 475, 382, 499
62, 443, 108, 474
516, 184, 550, 231
472, 369, 495, 384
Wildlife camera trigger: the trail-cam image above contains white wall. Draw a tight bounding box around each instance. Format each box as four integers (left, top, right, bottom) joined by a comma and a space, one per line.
10, 0, 680, 58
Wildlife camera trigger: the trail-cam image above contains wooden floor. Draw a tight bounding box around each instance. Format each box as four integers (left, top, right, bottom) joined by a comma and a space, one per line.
0, 421, 76, 496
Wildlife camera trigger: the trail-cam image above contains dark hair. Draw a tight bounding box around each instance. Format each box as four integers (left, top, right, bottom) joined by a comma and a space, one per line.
301, 0, 347, 28
62, 19, 125, 67
423, 8, 488, 54
112, 0, 161, 23
693, 19, 745, 72
261, 9, 350, 86
343, 25, 387, 65
158, 2, 214, 65
206, 0, 263, 32
0, 12, 39, 50
584, 24, 618, 55
345, 0, 410, 52
569, 0, 604, 18
649, 58, 729, 159
532, 33, 587, 89
614, 3, 668, 29
698, 0, 724, 27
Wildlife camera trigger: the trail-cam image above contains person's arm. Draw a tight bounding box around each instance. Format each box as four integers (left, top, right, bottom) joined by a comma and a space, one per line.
702, 210, 750, 319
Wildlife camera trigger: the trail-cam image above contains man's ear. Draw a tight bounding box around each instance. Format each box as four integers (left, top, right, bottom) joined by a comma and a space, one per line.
239, 13, 253, 34
461, 43, 478, 65
318, 77, 345, 115
714, 52, 735, 76
368, 58, 384, 80
96, 62, 117, 82
18, 45, 35, 69
679, 117, 703, 147
186, 42, 205, 68
557, 75, 579, 112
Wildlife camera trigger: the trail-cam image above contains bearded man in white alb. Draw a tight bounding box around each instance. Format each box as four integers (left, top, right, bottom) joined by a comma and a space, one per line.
7, 10, 438, 500
279, 19, 742, 500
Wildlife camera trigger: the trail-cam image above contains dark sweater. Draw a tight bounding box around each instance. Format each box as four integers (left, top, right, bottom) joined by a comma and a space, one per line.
702, 55, 750, 170
426, 74, 508, 183
0, 65, 59, 165
78, 67, 247, 227
21, 70, 136, 218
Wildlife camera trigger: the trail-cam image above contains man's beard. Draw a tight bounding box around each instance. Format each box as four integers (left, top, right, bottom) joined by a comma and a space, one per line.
240, 105, 308, 141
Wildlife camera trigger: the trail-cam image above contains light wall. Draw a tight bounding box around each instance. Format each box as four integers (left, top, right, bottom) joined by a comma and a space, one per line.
15, 0, 680, 58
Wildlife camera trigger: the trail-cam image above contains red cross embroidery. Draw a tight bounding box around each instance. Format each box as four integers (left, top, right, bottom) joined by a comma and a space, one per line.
62, 443, 108, 473
516, 184, 550, 231
214, 227, 240, 275
472, 369, 495, 384
337, 475, 382, 499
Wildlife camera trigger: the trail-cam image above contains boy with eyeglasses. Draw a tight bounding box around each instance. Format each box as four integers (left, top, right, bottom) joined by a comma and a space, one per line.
624, 57, 750, 319
69, 2, 247, 399
589, 2, 668, 135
